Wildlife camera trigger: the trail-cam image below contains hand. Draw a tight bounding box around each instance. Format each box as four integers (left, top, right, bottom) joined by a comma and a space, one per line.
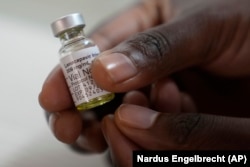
39, 0, 250, 166
102, 78, 250, 167
89, 0, 250, 166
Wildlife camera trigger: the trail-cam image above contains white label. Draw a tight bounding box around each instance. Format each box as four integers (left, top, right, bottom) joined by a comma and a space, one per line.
60, 46, 110, 106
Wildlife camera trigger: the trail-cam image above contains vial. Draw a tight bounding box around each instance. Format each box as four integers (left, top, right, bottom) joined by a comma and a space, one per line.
51, 13, 115, 111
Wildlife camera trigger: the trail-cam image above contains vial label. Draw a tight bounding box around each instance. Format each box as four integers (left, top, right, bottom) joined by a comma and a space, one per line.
60, 46, 110, 106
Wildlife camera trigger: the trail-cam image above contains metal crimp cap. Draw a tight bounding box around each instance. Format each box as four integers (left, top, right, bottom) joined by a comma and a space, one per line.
51, 13, 85, 37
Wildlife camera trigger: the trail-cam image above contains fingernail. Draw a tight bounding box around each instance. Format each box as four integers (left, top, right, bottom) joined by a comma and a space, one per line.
97, 52, 138, 83
117, 104, 159, 129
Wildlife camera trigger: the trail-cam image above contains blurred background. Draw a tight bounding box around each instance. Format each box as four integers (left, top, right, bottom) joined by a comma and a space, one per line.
0, 0, 134, 166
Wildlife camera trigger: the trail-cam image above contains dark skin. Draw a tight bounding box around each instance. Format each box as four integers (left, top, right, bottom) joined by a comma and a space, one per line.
39, 0, 250, 166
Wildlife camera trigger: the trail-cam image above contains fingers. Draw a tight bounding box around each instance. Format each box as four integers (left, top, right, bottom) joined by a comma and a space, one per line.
150, 78, 197, 113
114, 104, 250, 150
38, 65, 123, 152
49, 109, 82, 144
122, 78, 196, 113
75, 113, 108, 152
102, 115, 141, 167
89, 0, 162, 51
39, 65, 73, 112
150, 79, 182, 113
123, 90, 149, 107
49, 109, 108, 152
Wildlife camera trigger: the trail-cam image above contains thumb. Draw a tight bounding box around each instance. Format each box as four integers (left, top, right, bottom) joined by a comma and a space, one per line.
91, 14, 220, 92
114, 104, 250, 150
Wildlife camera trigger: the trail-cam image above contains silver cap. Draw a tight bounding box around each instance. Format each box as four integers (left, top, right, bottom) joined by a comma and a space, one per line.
51, 13, 85, 37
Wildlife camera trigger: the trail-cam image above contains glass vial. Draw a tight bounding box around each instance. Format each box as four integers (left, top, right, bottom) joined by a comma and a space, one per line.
51, 13, 114, 111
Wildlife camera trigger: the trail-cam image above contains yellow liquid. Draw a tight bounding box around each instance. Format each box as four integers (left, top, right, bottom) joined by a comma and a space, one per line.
76, 93, 115, 111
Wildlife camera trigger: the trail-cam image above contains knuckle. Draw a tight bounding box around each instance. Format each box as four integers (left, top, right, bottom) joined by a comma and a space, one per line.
125, 30, 171, 70
166, 113, 205, 148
